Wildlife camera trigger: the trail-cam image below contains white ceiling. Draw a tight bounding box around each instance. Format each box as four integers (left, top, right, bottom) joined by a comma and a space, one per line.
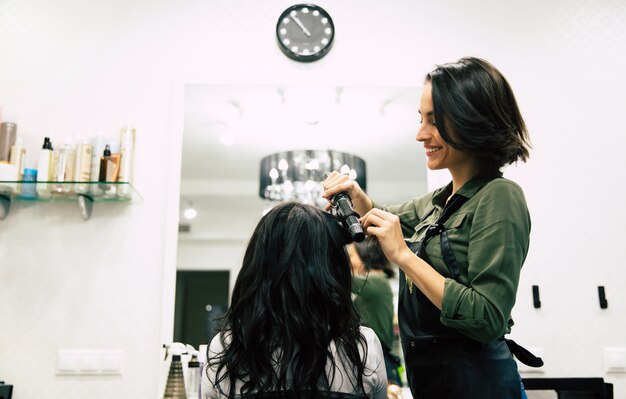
179, 84, 428, 224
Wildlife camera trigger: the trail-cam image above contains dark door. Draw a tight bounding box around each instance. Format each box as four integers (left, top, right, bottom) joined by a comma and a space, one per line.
174, 270, 229, 350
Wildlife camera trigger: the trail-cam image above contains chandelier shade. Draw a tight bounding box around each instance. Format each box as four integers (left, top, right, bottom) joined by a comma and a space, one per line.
259, 149, 366, 208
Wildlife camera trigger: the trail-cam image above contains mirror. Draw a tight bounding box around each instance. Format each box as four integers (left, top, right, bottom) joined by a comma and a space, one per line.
174, 83, 428, 347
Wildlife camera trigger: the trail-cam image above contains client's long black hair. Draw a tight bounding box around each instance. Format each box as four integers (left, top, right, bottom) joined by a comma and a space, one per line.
208, 201, 368, 398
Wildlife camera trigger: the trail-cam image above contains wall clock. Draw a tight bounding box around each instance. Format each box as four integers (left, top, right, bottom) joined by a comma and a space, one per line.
276, 4, 335, 62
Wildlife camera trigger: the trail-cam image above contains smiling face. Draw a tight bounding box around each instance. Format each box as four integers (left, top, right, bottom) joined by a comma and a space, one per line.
416, 82, 478, 178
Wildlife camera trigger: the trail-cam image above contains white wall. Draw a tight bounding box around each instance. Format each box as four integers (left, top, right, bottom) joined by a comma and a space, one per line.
1, 1, 625, 398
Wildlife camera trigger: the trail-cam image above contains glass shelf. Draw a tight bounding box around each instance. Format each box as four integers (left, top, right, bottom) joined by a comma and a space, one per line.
0, 181, 142, 220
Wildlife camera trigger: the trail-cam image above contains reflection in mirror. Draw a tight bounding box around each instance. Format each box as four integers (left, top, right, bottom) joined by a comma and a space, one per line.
259, 149, 367, 209
174, 84, 428, 351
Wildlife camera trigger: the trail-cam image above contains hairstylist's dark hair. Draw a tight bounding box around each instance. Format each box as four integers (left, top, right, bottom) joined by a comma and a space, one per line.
353, 237, 394, 278
209, 201, 368, 398
426, 56, 531, 171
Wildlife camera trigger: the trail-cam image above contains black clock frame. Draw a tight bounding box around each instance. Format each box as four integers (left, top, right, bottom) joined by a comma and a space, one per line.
275, 3, 335, 62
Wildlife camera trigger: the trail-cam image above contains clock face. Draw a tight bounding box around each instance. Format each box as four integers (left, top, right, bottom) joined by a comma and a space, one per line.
276, 4, 335, 62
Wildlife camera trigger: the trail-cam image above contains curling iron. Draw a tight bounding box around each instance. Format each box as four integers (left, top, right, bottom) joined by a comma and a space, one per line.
330, 192, 365, 242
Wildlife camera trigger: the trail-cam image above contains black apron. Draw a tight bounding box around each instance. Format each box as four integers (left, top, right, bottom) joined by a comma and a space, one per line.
399, 194, 523, 399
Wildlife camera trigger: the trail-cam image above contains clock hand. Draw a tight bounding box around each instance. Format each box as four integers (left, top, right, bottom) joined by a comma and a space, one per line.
290, 15, 311, 37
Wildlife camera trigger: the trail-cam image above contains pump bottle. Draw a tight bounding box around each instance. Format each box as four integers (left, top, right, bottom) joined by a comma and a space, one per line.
98, 144, 120, 197
162, 343, 188, 399
36, 137, 53, 196
185, 345, 201, 398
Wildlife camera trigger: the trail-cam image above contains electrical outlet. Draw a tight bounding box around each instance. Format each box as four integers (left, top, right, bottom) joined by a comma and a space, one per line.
57, 349, 124, 376
100, 350, 124, 374
57, 350, 80, 374
79, 352, 99, 372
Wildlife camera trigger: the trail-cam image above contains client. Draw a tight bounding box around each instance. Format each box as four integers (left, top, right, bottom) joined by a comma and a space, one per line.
202, 201, 388, 399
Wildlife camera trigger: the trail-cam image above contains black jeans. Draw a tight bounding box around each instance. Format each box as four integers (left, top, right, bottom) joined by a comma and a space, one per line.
404, 337, 522, 399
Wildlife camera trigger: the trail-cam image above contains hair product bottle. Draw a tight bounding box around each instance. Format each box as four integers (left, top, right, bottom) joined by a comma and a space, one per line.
98, 144, 121, 197
36, 137, 54, 197
74, 138, 93, 194
8, 135, 26, 193
185, 345, 201, 398
49, 140, 59, 182
98, 145, 111, 180
0, 122, 17, 163
20, 168, 38, 198
162, 343, 188, 399
9, 135, 26, 180
117, 125, 135, 198
90, 132, 107, 196
52, 140, 76, 193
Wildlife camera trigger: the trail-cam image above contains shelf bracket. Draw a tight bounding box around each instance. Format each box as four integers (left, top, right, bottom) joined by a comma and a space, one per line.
77, 194, 94, 220
0, 194, 11, 220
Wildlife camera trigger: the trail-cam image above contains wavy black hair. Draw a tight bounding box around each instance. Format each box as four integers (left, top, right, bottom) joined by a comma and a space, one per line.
208, 201, 368, 398
426, 56, 531, 171
353, 237, 394, 278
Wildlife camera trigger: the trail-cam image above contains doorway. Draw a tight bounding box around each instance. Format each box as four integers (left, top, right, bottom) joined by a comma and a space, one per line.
173, 270, 229, 350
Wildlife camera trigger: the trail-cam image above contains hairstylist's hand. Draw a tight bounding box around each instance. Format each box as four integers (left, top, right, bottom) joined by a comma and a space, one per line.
322, 171, 373, 217
360, 208, 413, 266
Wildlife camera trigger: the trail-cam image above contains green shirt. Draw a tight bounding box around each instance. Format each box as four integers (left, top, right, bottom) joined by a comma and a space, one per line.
373, 175, 530, 343
352, 273, 395, 351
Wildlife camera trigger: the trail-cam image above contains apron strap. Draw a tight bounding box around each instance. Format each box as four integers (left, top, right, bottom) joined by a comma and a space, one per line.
413, 195, 468, 278
440, 230, 461, 279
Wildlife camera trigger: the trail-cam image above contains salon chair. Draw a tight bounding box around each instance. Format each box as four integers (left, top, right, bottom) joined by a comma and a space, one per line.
522, 377, 613, 399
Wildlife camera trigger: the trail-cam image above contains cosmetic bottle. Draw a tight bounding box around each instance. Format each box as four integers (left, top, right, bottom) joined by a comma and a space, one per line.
52, 140, 76, 193
0, 122, 17, 163
162, 343, 188, 399
108, 143, 121, 196
90, 132, 108, 196
20, 168, 38, 198
117, 125, 135, 198
8, 135, 26, 193
9, 136, 26, 180
98, 144, 121, 197
185, 346, 201, 398
98, 144, 112, 183
187, 355, 200, 398
74, 137, 93, 194
49, 141, 59, 181
36, 137, 53, 196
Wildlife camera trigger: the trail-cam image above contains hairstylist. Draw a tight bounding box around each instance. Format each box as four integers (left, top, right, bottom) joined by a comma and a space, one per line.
323, 57, 532, 398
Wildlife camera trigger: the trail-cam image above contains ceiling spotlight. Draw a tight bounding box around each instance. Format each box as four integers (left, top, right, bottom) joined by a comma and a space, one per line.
183, 203, 197, 220
219, 133, 235, 146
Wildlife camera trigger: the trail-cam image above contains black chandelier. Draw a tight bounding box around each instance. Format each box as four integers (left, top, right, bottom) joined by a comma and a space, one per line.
259, 149, 366, 208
